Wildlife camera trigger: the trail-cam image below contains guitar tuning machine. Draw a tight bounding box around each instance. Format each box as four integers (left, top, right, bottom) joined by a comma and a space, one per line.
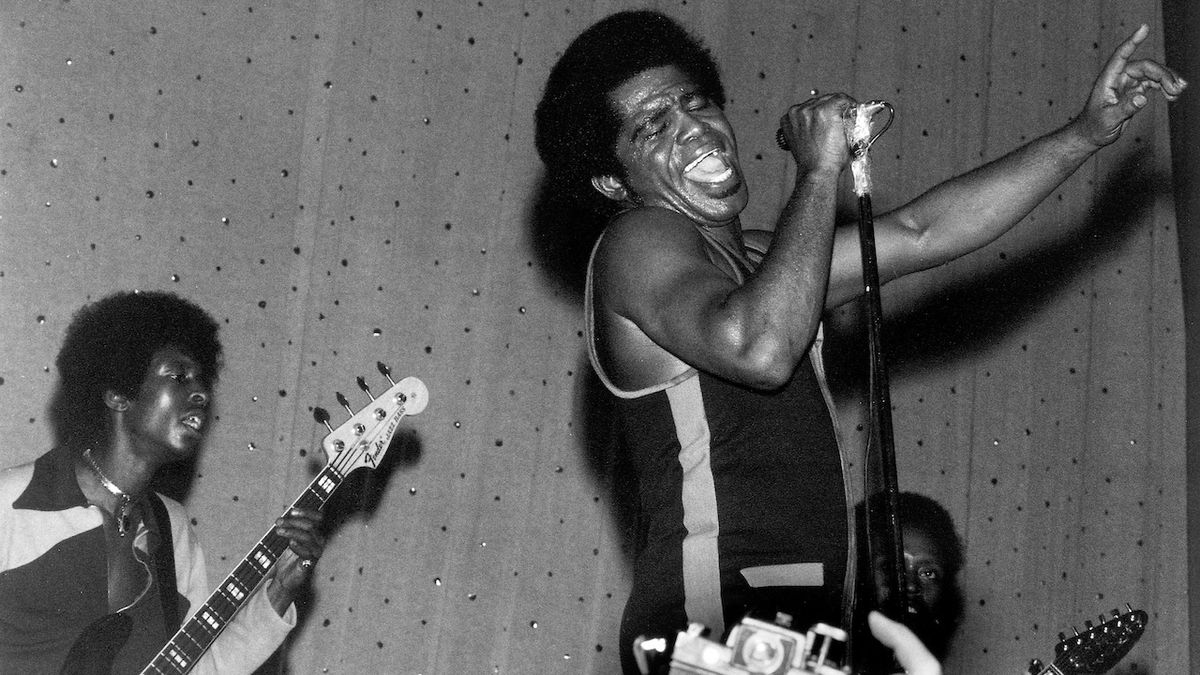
374, 362, 410, 406
1027, 657, 1044, 674
313, 407, 333, 431
313, 407, 342, 451
331, 392, 368, 435
377, 361, 397, 386
357, 376, 373, 400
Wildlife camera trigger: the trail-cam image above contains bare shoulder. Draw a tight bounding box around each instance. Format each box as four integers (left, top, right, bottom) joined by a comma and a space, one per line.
595, 207, 718, 279
592, 207, 703, 317
589, 207, 709, 389
596, 207, 709, 259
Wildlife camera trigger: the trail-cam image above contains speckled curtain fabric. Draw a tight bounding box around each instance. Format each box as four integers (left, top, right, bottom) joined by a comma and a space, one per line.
0, 1, 1184, 673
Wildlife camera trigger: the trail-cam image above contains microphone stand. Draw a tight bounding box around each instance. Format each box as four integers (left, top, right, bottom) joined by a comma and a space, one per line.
843, 102, 910, 674
778, 101, 906, 672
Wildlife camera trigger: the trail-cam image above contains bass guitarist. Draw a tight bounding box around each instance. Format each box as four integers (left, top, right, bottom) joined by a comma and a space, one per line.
0, 290, 325, 674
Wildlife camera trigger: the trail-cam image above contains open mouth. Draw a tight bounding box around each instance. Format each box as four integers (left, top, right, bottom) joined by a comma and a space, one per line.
181, 413, 205, 433
683, 148, 734, 184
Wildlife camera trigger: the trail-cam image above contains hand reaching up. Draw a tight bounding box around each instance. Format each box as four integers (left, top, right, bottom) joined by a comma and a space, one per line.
1074, 24, 1187, 148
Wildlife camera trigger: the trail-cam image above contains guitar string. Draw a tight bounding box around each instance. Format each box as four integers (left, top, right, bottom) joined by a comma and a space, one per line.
145, 402, 410, 673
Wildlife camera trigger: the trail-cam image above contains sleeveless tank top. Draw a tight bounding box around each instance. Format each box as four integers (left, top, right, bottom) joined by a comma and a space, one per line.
584, 225, 855, 671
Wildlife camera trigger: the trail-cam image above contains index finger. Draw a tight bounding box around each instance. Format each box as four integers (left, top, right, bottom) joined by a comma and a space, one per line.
1099, 24, 1150, 83
278, 508, 323, 527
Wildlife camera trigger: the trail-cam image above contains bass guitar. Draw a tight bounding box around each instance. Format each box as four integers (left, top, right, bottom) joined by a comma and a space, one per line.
62, 365, 427, 675
1026, 605, 1147, 675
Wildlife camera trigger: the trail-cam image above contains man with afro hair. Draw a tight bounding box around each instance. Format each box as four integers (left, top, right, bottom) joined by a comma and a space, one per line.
536, 10, 1184, 673
0, 290, 325, 674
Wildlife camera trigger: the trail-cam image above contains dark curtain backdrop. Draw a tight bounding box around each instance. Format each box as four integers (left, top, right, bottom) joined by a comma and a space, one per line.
1163, 0, 1200, 670
0, 1, 1185, 672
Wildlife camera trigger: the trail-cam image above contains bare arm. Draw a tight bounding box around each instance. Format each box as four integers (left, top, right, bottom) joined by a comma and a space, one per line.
825, 23, 1187, 308
596, 96, 853, 390
595, 208, 816, 390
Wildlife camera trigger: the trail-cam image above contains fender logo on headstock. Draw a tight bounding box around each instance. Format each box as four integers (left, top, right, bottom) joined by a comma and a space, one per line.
319, 364, 427, 477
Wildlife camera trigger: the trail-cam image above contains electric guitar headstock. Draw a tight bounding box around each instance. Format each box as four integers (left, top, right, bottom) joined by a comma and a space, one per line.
1027, 605, 1147, 675
314, 362, 428, 475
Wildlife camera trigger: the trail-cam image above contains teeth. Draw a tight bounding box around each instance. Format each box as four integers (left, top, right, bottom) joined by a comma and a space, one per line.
684, 149, 718, 173
182, 415, 203, 431
683, 149, 734, 184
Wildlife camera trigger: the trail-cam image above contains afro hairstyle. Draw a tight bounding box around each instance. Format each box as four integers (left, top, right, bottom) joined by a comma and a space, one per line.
50, 290, 222, 452
534, 10, 726, 217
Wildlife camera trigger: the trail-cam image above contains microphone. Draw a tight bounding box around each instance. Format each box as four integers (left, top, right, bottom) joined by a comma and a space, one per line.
775, 100, 894, 152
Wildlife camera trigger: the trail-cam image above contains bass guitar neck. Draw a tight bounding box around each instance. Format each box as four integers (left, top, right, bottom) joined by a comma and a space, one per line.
139, 370, 427, 674
141, 466, 339, 674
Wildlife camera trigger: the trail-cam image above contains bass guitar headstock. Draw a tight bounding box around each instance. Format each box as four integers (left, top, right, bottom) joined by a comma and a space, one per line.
1028, 605, 1147, 675
314, 362, 428, 475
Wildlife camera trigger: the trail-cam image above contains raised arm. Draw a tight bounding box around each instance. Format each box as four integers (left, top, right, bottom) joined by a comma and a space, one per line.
594, 95, 854, 390
824, 23, 1187, 309
593, 207, 824, 390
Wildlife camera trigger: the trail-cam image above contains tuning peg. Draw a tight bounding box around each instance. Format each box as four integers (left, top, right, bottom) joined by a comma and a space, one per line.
1027, 658, 1044, 674
313, 407, 334, 433
314, 406, 344, 451
1084, 620, 1093, 630
1112, 608, 1120, 618
1125, 603, 1134, 613
377, 361, 396, 385
336, 392, 353, 415
356, 376, 373, 400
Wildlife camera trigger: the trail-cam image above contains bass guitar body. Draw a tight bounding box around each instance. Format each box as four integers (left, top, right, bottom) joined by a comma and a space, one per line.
59, 612, 132, 675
